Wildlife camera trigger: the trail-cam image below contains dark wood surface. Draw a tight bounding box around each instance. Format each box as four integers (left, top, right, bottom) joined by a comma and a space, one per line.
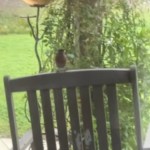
4, 67, 143, 150
107, 84, 121, 150
8, 69, 131, 92
92, 85, 108, 150
27, 90, 44, 150
40, 89, 57, 150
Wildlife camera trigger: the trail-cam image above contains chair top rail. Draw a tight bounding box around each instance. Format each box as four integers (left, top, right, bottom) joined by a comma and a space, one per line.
4, 68, 133, 92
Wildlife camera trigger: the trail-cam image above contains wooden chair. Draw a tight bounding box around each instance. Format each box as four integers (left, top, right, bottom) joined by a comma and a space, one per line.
4, 67, 143, 150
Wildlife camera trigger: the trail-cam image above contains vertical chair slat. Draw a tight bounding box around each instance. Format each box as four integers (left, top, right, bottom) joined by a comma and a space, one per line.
80, 86, 95, 150
92, 85, 108, 150
107, 84, 121, 150
4, 76, 20, 150
27, 91, 44, 150
67, 87, 83, 150
40, 89, 57, 150
53, 88, 69, 150
130, 67, 143, 150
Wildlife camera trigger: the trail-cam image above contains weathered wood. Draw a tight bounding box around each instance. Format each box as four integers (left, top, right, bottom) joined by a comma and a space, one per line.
107, 84, 121, 150
92, 85, 108, 150
4, 66, 143, 150
53, 88, 69, 150
40, 89, 57, 150
27, 91, 44, 150
130, 67, 143, 150
4, 76, 20, 150
67, 87, 83, 150
80, 86, 95, 150
9, 69, 131, 92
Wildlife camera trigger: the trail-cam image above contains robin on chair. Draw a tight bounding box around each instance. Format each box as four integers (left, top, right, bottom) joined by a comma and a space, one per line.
55, 49, 67, 72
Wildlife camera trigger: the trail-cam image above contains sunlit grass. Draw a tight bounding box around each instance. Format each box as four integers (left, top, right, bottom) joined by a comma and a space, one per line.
0, 34, 37, 136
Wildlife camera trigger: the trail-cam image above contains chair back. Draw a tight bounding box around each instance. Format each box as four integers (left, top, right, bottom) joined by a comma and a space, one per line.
4, 67, 142, 150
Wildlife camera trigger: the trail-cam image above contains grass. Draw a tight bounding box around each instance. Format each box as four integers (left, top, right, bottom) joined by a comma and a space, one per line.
0, 6, 48, 137
0, 34, 38, 136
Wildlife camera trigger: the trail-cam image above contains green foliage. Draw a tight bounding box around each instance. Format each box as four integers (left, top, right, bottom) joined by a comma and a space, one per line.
40, 0, 150, 149
41, 2, 72, 71
42, 1, 150, 68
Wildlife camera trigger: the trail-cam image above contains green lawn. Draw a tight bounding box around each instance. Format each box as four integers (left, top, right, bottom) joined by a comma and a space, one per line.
0, 34, 38, 136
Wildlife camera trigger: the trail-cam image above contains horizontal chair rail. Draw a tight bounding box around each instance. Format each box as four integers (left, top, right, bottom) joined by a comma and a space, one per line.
6, 69, 131, 92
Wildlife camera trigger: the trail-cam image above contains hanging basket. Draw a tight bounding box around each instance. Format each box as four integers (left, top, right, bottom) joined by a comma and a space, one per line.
22, 0, 51, 6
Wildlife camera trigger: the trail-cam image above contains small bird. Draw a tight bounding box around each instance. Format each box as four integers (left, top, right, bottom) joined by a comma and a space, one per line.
55, 49, 67, 72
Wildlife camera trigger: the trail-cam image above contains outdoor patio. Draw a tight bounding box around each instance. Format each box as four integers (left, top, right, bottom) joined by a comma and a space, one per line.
1, 0, 150, 150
